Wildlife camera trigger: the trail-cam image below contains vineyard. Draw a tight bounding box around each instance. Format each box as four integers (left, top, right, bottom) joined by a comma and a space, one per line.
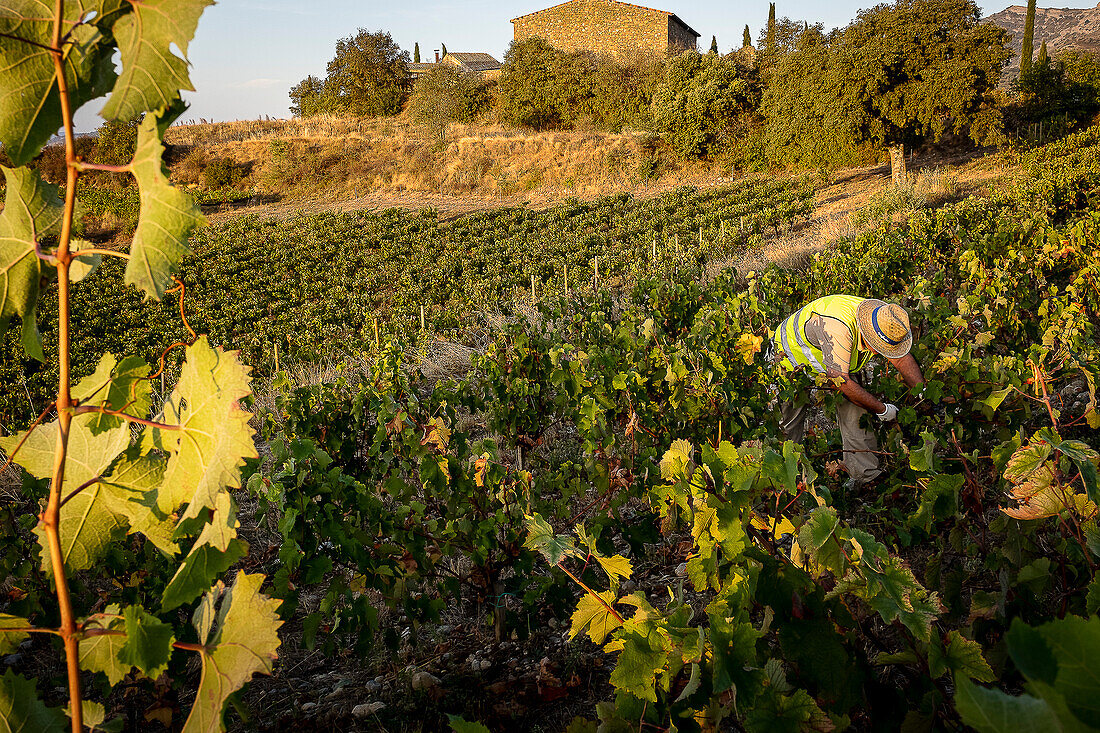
2, 113, 1098, 731
0, 179, 813, 429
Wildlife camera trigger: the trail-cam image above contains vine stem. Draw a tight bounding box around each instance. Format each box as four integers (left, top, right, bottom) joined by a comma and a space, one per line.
556, 562, 625, 623
72, 405, 182, 430
45, 1, 84, 728
70, 247, 131, 260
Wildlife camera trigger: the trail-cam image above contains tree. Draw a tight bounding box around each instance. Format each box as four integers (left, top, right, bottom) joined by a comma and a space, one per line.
709, 35, 719, 54
289, 29, 410, 118
414, 42, 421, 64
766, 3, 776, 55
760, 17, 825, 56
652, 51, 760, 158
442, 43, 448, 57
1037, 40, 1049, 66
408, 66, 491, 141
1021, 0, 1036, 74
743, 24, 752, 49
833, 0, 1010, 184
288, 74, 334, 117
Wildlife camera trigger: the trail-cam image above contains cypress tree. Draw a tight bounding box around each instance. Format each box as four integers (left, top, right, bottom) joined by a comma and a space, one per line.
709, 35, 718, 54
766, 3, 776, 55
743, 24, 752, 48
414, 42, 420, 64
1037, 39, 1049, 65
441, 43, 448, 58
1021, 0, 1036, 73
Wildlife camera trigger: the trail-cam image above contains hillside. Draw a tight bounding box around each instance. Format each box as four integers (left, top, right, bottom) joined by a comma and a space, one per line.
985, 1, 1100, 76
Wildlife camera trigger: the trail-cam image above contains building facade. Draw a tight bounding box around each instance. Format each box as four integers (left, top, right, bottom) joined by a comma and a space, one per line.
511, 0, 699, 57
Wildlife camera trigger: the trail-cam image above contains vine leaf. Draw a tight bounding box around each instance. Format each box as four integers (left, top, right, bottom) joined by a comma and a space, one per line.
79, 607, 128, 685
70, 700, 122, 733
118, 605, 174, 680
0, 668, 67, 732
162, 492, 244, 611
0, 615, 29, 655
930, 631, 995, 682
156, 336, 256, 523
0, 166, 65, 360
72, 354, 152, 435
523, 513, 577, 566
101, 0, 214, 121
0, 2, 115, 166
607, 629, 667, 703
954, 677, 1060, 733
569, 591, 622, 644
181, 572, 282, 733
100, 450, 177, 556
125, 104, 203, 300
0, 412, 130, 573
446, 716, 492, 733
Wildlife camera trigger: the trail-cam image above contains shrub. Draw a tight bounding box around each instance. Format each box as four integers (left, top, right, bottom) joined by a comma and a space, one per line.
202, 157, 248, 189
95, 116, 140, 165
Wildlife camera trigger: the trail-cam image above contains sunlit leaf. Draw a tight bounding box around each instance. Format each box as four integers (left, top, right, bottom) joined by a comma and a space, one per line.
101, 0, 214, 121
569, 590, 622, 644
181, 572, 281, 733
125, 104, 204, 300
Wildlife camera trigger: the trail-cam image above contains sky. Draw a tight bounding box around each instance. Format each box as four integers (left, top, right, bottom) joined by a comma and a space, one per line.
71, 0, 1100, 131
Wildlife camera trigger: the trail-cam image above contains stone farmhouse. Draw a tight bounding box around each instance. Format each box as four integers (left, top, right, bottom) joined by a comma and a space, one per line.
408, 51, 503, 84
511, 0, 700, 56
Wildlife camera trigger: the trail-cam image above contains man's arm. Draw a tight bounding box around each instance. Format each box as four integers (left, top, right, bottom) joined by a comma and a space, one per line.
887, 354, 924, 389
832, 373, 887, 414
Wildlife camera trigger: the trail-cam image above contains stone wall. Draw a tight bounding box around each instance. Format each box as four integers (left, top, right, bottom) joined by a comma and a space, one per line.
513, 0, 697, 56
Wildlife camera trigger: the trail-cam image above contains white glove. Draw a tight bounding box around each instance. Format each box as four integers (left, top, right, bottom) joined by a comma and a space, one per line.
876, 403, 899, 422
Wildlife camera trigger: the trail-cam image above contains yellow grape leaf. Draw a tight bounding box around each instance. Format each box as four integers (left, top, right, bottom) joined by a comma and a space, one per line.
735, 332, 763, 364
1003, 485, 1074, 521
569, 591, 623, 644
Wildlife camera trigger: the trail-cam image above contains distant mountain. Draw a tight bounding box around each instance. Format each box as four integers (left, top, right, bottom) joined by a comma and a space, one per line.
985, 3, 1100, 78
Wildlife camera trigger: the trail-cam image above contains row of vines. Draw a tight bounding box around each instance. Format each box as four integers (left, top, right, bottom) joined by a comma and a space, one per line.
225, 130, 1097, 727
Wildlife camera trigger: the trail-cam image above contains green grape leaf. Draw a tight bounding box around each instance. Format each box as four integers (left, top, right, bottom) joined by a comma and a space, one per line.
933, 631, 995, 682
99, 450, 177, 555
863, 556, 941, 642
909, 431, 938, 472
162, 493, 243, 611
954, 676, 1060, 733
0, 3, 115, 165
608, 629, 668, 703
125, 104, 203, 300
1033, 615, 1100, 727
71, 700, 122, 733
0, 166, 66, 359
799, 506, 840, 553
79, 609, 128, 685
0, 413, 130, 574
980, 387, 1013, 414
1057, 440, 1100, 506
568, 590, 623, 644
0, 615, 28, 655
119, 605, 174, 680
659, 439, 693, 480
0, 669, 67, 732
156, 336, 255, 523
68, 242, 101, 283
1004, 443, 1052, 484
72, 354, 152, 435
762, 442, 799, 493
523, 513, 577, 566
101, 0, 213, 121
447, 715, 492, 733
1087, 574, 1100, 616
1006, 621, 1057, 685
181, 572, 281, 733
908, 474, 963, 533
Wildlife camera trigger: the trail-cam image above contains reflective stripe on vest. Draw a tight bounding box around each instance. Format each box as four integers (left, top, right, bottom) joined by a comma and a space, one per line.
773, 295, 872, 374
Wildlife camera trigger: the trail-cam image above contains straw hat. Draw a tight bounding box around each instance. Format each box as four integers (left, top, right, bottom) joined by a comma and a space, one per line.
856, 299, 912, 358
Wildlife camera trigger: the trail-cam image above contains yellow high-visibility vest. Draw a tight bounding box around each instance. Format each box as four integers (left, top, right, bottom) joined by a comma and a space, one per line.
774, 295, 873, 374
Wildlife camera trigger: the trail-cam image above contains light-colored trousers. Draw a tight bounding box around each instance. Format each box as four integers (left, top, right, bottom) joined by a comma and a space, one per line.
779, 396, 881, 484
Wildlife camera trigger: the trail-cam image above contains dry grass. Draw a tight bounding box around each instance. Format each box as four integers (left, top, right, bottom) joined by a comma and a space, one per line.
163, 116, 721, 203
